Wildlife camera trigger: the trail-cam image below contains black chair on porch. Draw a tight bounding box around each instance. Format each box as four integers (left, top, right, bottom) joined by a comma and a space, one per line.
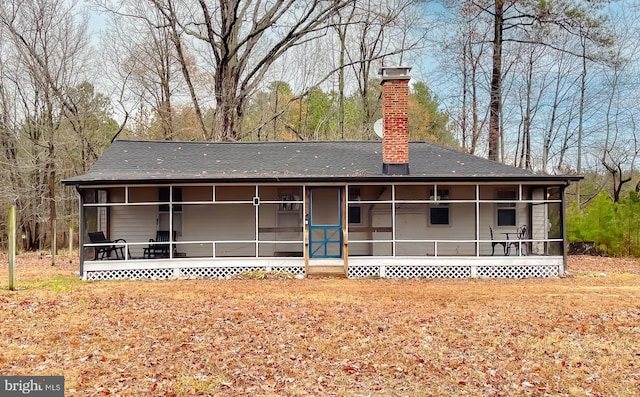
507, 225, 528, 256
489, 225, 507, 256
144, 230, 177, 258
88, 231, 127, 260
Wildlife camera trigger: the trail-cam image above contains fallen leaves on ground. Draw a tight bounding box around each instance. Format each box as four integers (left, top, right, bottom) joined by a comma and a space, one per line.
0, 254, 639, 396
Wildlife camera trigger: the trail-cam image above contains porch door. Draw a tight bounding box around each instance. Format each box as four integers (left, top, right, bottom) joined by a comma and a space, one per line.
309, 188, 343, 258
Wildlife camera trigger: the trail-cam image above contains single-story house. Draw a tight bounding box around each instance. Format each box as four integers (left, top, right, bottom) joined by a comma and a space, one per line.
62, 67, 581, 280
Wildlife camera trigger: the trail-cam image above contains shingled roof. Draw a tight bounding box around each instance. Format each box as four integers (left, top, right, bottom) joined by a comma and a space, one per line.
63, 140, 580, 185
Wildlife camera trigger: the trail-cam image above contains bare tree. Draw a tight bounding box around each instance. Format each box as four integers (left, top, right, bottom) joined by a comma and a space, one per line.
101, 2, 188, 140
456, 0, 613, 161
460, 12, 490, 155
598, 7, 640, 202
540, 33, 580, 174
344, 0, 426, 138
141, 0, 354, 141
435, 1, 491, 155
0, 0, 91, 262
334, 2, 357, 139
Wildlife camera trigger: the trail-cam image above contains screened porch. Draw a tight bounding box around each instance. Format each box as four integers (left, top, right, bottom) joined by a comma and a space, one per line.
78, 182, 567, 280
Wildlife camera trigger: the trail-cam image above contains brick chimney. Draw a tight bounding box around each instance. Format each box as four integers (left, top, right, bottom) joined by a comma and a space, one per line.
380, 66, 411, 175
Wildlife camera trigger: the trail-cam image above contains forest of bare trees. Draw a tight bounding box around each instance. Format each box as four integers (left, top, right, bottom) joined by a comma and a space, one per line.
1, 0, 639, 258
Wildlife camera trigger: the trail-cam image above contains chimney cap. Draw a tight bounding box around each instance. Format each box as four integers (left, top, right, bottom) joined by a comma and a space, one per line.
379, 66, 411, 81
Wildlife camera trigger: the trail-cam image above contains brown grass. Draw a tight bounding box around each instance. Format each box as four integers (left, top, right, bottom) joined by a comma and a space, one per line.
1, 254, 639, 396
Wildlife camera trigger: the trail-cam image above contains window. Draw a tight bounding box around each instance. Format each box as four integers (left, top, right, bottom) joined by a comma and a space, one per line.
348, 187, 362, 225
430, 207, 449, 225
348, 206, 362, 224
429, 188, 449, 225
496, 190, 516, 226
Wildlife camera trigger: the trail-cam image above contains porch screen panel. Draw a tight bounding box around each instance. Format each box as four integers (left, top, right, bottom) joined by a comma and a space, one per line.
370, 203, 393, 256
531, 188, 546, 255
216, 186, 254, 201
216, 203, 255, 257
347, 185, 390, 256
82, 189, 103, 260
395, 185, 429, 200
128, 187, 158, 203
395, 204, 428, 256
547, 187, 563, 255
311, 189, 340, 224
110, 205, 157, 258
258, 203, 303, 257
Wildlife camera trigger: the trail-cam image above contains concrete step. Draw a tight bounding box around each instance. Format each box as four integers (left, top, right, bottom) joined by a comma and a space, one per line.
307, 265, 347, 278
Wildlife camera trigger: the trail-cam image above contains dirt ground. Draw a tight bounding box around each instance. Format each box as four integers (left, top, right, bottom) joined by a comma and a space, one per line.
0, 254, 639, 396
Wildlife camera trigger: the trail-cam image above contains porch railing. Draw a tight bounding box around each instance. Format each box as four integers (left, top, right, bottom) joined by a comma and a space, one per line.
84, 236, 563, 261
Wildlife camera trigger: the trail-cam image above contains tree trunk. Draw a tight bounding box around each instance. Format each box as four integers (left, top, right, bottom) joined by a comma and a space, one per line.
163, 0, 208, 140
488, 0, 504, 161
543, 64, 563, 173
461, 39, 468, 151
210, 0, 241, 141
212, 67, 241, 141
576, 37, 586, 204
48, 154, 57, 265
519, 49, 534, 170
338, 25, 346, 140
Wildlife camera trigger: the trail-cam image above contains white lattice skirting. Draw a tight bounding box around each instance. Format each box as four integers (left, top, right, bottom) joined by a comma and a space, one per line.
84, 260, 561, 280
348, 264, 560, 279
85, 265, 307, 281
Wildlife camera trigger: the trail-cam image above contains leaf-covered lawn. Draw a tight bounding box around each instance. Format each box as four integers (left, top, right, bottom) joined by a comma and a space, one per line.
1, 254, 639, 396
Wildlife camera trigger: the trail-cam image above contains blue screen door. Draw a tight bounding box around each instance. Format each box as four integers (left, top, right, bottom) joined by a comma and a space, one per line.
309, 188, 342, 258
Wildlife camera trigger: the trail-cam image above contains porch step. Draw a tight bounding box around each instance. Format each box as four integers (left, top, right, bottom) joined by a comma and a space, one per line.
307, 265, 347, 278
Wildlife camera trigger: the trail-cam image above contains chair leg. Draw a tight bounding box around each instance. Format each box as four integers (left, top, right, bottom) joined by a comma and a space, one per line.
96, 247, 108, 260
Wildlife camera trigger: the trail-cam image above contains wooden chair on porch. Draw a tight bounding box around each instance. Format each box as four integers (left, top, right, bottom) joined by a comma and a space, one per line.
88, 231, 126, 260
489, 225, 507, 256
144, 230, 176, 258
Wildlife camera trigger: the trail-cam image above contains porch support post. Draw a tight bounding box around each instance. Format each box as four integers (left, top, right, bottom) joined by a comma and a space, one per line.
434, 184, 438, 257
391, 184, 396, 256
342, 185, 348, 277
475, 184, 480, 257
303, 185, 309, 276
254, 185, 259, 258
75, 184, 85, 279
168, 185, 173, 260
518, 183, 523, 256
561, 183, 568, 276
